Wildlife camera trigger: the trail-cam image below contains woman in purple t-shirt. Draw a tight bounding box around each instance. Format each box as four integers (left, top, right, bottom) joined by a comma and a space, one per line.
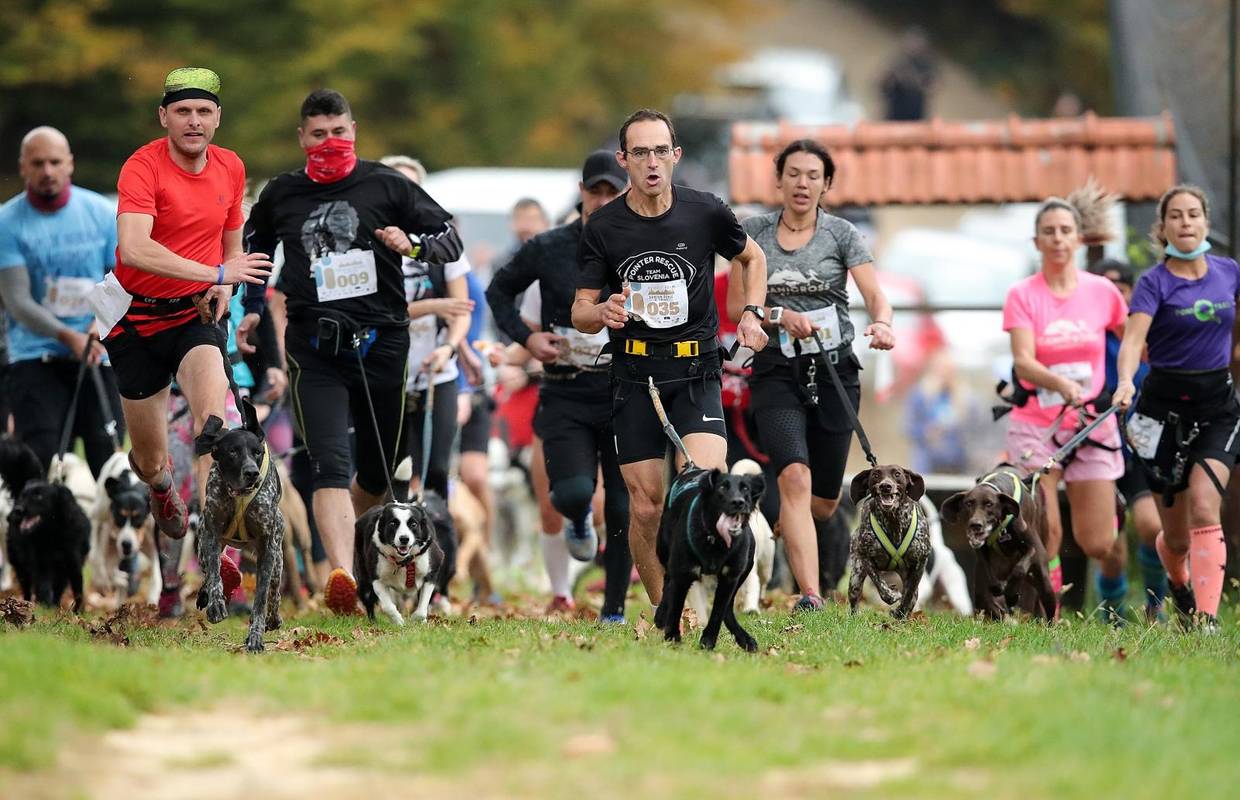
1115, 185, 1239, 630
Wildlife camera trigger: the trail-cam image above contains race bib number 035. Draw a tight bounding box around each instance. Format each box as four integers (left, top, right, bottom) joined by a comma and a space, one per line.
314, 249, 378, 303
625, 279, 688, 329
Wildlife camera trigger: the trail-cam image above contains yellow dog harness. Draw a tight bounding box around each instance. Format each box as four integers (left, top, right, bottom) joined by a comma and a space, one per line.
222, 443, 271, 545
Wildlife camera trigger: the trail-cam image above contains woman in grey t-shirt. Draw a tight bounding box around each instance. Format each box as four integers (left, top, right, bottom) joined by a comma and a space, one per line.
728, 139, 894, 612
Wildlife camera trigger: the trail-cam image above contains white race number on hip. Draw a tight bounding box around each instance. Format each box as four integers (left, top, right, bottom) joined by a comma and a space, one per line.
44, 276, 98, 317
779, 305, 841, 358
552, 324, 610, 368
1126, 412, 1165, 460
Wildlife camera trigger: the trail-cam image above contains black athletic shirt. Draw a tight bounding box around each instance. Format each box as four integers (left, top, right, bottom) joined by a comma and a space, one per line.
577, 185, 747, 346
244, 160, 461, 328
487, 218, 609, 400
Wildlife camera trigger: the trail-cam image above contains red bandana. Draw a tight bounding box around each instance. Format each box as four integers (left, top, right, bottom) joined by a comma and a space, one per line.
304, 137, 357, 184
405, 562, 416, 589
26, 184, 71, 212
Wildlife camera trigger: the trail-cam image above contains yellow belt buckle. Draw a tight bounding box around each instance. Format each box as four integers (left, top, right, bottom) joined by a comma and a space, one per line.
625, 339, 647, 356
674, 340, 699, 358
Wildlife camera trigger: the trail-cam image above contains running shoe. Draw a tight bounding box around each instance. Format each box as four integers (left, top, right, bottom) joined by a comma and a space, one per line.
219, 552, 243, 604
157, 587, 183, 619
147, 460, 188, 539
599, 613, 626, 624
564, 517, 598, 562
793, 593, 825, 613
1198, 614, 1220, 635
1167, 581, 1197, 630
546, 594, 576, 615
324, 568, 359, 615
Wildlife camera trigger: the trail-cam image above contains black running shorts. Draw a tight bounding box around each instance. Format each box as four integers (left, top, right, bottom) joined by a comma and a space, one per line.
609, 352, 724, 465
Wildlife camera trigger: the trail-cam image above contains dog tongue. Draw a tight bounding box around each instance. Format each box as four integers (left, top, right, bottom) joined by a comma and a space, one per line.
715, 514, 741, 548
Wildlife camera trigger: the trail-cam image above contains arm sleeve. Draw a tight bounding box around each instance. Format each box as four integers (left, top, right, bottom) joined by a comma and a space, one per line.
241, 183, 278, 317
1002, 284, 1032, 332
116, 154, 158, 216
224, 158, 246, 231
840, 220, 875, 268
577, 219, 608, 291
0, 267, 68, 339
712, 196, 747, 261
486, 240, 540, 346
401, 181, 462, 264
1128, 270, 1161, 317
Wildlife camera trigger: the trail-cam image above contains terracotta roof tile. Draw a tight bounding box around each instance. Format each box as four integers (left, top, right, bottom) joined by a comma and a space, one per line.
729, 112, 1177, 206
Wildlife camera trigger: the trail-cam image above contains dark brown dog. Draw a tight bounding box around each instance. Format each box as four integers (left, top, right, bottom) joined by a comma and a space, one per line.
940, 465, 1055, 621
847, 465, 929, 619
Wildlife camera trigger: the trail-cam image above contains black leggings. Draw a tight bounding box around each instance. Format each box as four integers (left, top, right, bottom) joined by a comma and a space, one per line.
536, 390, 632, 617
405, 379, 459, 498
756, 404, 854, 500
7, 359, 125, 477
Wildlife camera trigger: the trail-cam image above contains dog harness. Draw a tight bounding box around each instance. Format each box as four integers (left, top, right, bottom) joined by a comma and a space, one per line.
222, 443, 271, 545
684, 494, 729, 574
979, 470, 1023, 548
870, 504, 918, 568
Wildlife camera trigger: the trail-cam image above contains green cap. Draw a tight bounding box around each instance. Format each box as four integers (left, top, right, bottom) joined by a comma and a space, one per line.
161, 67, 221, 106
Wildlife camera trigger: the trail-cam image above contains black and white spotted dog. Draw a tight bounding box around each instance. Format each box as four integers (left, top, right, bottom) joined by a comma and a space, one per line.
194, 401, 284, 653
847, 465, 930, 619
354, 458, 444, 625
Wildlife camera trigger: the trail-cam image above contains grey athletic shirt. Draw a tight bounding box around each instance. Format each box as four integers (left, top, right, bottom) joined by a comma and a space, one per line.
743, 209, 872, 355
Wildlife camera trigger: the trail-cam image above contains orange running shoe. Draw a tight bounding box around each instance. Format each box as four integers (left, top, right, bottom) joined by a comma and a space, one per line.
324, 568, 359, 615
545, 594, 575, 615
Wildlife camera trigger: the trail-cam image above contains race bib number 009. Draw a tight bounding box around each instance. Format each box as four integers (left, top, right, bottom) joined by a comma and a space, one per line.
625, 279, 689, 329
779, 305, 842, 358
314, 249, 378, 303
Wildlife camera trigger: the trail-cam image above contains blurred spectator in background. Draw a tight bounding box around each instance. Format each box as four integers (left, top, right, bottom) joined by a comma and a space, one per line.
510, 198, 549, 248
904, 349, 977, 475
880, 27, 937, 121
1052, 90, 1085, 118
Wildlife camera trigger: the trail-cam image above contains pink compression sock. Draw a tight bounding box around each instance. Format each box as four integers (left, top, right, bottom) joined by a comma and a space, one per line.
1189, 525, 1227, 617
1156, 531, 1190, 587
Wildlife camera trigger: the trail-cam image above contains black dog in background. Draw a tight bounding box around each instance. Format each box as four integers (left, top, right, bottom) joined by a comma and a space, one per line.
654, 467, 765, 652
1, 438, 90, 611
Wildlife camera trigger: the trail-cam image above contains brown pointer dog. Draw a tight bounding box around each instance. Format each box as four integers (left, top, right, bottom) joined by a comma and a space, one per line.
847, 465, 929, 619
940, 465, 1056, 621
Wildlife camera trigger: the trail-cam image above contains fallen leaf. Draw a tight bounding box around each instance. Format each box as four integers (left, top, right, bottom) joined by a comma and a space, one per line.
683, 608, 699, 631
765, 646, 780, 657
0, 597, 34, 627
964, 637, 981, 650
468, 614, 478, 625
573, 634, 594, 650
999, 636, 1014, 649
634, 617, 652, 641
782, 623, 804, 634
1112, 647, 1128, 662
967, 660, 997, 680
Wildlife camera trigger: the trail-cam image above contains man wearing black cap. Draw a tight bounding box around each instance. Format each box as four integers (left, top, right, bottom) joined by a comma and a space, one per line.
485, 151, 633, 621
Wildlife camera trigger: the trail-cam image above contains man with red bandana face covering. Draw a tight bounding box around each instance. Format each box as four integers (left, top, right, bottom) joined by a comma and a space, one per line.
242, 88, 462, 614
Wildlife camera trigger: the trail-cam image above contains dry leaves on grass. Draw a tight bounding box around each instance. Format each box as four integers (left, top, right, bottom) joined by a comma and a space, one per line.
1112, 647, 1128, 662
0, 596, 34, 627
274, 629, 345, 652
964, 637, 981, 650
782, 622, 804, 634
634, 615, 652, 641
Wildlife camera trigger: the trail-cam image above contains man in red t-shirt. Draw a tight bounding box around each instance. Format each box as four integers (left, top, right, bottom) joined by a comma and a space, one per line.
106, 67, 271, 561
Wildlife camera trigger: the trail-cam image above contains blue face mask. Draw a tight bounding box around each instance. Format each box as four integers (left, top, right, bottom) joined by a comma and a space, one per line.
1165, 239, 1212, 259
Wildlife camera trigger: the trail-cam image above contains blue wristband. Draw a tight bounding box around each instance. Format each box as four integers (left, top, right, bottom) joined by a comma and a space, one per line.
216, 264, 225, 285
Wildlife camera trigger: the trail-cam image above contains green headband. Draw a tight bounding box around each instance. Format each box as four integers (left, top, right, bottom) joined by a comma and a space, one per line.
162, 67, 221, 106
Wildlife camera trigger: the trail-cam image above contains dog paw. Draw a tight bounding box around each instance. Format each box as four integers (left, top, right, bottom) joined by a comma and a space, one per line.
205, 598, 228, 624
698, 634, 717, 651
386, 613, 406, 627
653, 601, 667, 629
245, 631, 265, 653
265, 612, 282, 632
734, 631, 759, 653
662, 628, 682, 644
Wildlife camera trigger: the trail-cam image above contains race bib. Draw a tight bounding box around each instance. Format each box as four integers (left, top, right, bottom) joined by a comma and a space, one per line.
1038, 361, 1092, 407
779, 306, 842, 358
552, 324, 610, 368
313, 249, 378, 303
625, 279, 688, 329
87, 272, 132, 335
1126, 412, 1165, 460
44, 276, 97, 317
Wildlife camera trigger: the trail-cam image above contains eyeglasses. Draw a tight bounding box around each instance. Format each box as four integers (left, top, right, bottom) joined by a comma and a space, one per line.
625, 145, 674, 160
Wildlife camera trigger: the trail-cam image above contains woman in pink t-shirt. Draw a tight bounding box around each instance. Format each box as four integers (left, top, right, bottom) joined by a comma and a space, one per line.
1002, 198, 1128, 610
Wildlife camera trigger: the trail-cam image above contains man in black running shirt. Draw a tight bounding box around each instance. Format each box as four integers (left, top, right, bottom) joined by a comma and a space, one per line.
573, 108, 768, 606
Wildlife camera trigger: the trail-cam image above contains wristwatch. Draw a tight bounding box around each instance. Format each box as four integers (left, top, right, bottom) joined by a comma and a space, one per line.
768, 306, 784, 325
406, 233, 423, 260
742, 304, 766, 322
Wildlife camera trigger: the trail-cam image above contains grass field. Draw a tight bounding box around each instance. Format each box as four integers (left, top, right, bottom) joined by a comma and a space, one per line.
2, 592, 1238, 800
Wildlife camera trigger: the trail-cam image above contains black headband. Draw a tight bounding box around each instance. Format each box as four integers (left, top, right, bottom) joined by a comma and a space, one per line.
161, 88, 220, 107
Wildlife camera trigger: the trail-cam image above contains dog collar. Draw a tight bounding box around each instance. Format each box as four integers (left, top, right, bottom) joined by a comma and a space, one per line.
979, 472, 1022, 547
222, 443, 270, 544
385, 541, 431, 589
870, 504, 918, 569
